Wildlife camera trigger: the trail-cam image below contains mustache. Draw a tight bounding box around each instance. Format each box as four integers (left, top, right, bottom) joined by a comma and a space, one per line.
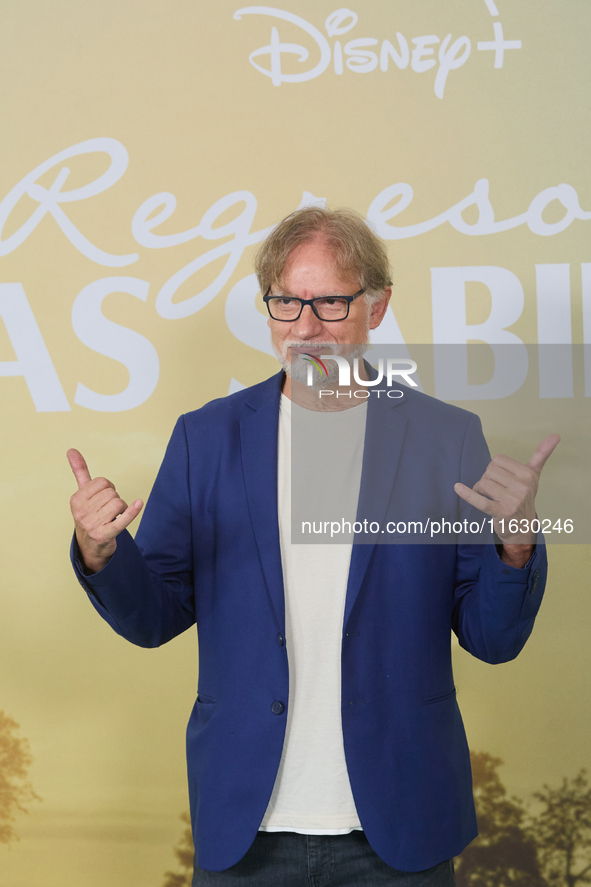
281, 341, 340, 358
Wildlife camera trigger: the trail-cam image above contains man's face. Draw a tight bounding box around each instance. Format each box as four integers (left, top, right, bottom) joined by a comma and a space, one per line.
268, 236, 391, 390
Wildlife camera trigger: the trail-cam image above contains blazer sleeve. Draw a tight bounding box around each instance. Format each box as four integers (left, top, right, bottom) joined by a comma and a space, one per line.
71, 416, 196, 648
451, 413, 548, 664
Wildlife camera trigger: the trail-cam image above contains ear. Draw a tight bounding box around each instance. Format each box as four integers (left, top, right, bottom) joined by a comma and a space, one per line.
369, 287, 392, 330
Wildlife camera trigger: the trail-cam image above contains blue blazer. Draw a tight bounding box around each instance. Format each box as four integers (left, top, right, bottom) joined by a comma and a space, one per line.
73, 371, 546, 872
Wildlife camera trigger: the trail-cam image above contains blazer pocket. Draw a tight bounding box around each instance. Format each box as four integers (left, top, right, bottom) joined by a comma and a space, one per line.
422, 687, 457, 705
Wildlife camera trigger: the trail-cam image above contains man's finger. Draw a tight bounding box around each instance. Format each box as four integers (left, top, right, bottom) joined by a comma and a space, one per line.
527, 434, 561, 474
454, 482, 495, 515
111, 499, 144, 531
67, 448, 92, 490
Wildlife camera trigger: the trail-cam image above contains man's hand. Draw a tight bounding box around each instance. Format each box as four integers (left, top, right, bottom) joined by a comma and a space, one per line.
454, 434, 560, 568
67, 448, 143, 574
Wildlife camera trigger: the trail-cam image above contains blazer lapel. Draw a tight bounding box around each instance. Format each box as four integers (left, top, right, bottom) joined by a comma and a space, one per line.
343, 393, 409, 630
240, 373, 286, 630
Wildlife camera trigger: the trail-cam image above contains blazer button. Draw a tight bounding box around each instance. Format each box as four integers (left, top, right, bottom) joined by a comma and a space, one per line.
530, 569, 539, 593
271, 701, 285, 715
277, 633, 285, 646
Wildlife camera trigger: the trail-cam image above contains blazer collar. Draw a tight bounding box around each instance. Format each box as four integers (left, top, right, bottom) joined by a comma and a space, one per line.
239, 369, 410, 634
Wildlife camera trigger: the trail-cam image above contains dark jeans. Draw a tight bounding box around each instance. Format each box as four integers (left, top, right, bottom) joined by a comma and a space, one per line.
192, 830, 455, 887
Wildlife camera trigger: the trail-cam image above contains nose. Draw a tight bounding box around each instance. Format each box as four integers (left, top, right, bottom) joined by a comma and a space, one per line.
291, 303, 326, 339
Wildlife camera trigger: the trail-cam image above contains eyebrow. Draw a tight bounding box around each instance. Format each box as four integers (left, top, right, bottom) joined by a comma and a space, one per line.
268, 289, 348, 299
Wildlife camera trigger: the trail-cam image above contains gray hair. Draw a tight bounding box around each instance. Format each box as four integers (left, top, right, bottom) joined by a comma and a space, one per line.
254, 206, 392, 305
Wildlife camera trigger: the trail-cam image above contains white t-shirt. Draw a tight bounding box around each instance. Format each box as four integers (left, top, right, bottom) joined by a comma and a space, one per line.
259, 394, 367, 834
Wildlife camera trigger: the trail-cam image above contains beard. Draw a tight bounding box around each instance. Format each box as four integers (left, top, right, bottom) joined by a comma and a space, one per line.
273, 339, 370, 391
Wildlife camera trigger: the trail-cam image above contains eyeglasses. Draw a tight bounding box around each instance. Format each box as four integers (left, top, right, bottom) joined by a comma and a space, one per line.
263, 288, 366, 322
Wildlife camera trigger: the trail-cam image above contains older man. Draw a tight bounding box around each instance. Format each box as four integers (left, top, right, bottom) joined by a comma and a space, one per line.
69, 207, 556, 886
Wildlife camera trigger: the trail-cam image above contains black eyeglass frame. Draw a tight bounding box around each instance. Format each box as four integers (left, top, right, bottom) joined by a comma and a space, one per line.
263, 288, 366, 322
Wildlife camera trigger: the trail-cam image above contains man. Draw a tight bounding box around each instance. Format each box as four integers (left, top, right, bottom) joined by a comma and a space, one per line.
69, 207, 557, 886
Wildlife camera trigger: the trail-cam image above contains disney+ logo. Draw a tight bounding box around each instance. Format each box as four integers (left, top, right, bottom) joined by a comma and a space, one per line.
233, 6, 522, 99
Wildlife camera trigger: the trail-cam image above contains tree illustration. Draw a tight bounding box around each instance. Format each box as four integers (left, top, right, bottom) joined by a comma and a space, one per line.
455, 751, 544, 887
0, 710, 40, 844
527, 770, 591, 887
162, 811, 194, 887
